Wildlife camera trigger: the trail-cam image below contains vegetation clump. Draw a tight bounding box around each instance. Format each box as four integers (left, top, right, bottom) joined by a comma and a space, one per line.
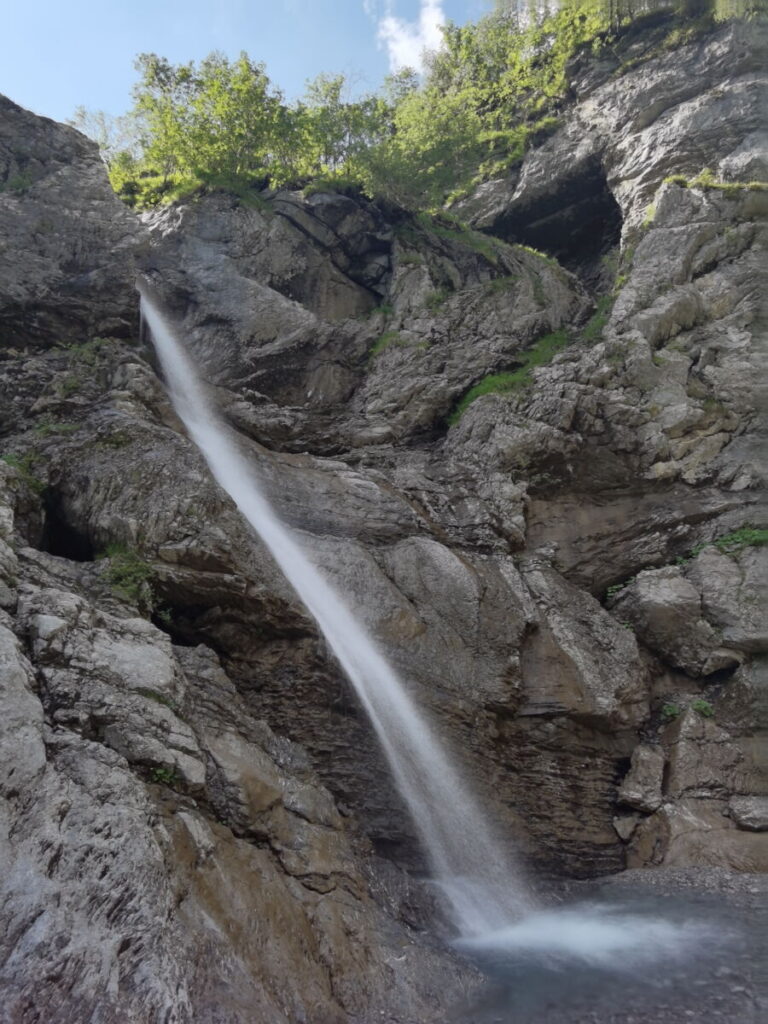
368, 330, 408, 360
677, 526, 768, 564
448, 329, 568, 424
691, 698, 715, 718
1, 452, 46, 494
73, 2, 760, 213
101, 543, 156, 611
581, 294, 615, 343
663, 168, 768, 194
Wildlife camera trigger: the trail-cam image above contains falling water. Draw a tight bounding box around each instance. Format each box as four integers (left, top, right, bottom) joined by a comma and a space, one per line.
140, 288, 531, 936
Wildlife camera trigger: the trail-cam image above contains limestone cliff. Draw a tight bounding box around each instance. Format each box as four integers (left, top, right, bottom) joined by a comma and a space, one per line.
0, 16, 766, 1024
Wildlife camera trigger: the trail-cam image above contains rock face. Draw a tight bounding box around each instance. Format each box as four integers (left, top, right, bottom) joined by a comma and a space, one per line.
1, 16, 767, 1023
0, 96, 143, 357
456, 17, 768, 262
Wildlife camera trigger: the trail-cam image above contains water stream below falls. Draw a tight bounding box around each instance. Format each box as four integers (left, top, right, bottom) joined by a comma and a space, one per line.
141, 289, 737, 996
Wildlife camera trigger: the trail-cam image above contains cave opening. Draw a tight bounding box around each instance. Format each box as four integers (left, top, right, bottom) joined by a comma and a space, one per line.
494, 157, 623, 279
40, 491, 95, 562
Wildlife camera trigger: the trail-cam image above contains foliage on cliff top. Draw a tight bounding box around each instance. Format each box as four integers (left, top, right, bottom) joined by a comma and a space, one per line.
78, 0, 762, 213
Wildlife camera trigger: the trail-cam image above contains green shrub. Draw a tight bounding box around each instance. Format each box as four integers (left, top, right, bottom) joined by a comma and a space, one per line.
0, 172, 33, 194
691, 698, 714, 718
150, 765, 178, 785
605, 577, 634, 600
416, 212, 504, 265
101, 543, 155, 610
661, 702, 681, 721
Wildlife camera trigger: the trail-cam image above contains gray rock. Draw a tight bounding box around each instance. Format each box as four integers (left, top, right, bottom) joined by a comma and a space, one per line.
0, 95, 144, 353
618, 745, 665, 813
730, 796, 768, 832
611, 567, 719, 676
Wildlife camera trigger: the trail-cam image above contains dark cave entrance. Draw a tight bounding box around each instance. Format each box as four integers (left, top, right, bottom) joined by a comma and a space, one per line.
40, 491, 95, 562
494, 157, 623, 278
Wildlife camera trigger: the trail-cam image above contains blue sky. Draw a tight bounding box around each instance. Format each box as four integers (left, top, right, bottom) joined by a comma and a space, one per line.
3, 1, 490, 124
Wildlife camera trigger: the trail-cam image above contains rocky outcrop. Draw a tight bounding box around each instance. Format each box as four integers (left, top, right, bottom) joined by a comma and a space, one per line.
0, 15, 766, 1022
456, 17, 768, 263
0, 96, 143, 356
0, 468, 476, 1023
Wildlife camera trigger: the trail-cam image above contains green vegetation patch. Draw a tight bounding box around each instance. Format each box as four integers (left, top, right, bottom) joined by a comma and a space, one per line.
100, 543, 156, 611
0, 172, 33, 195
691, 698, 714, 718
661, 702, 681, 721
368, 330, 408, 360
150, 765, 178, 786
678, 526, 768, 565
1, 452, 46, 494
581, 294, 615, 344
484, 275, 519, 295
425, 287, 451, 311
448, 329, 568, 425
34, 419, 79, 438
415, 212, 505, 265
664, 169, 768, 195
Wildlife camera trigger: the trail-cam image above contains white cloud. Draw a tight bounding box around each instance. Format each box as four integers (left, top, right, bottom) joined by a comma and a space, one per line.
373, 1, 447, 74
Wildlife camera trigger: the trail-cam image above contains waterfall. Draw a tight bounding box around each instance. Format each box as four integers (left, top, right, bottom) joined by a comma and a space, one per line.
140, 288, 531, 936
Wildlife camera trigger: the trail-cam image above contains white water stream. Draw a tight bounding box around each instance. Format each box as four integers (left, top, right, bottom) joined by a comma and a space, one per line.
140, 289, 531, 936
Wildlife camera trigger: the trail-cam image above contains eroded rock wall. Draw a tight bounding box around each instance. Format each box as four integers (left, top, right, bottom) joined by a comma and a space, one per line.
0, 17, 767, 1022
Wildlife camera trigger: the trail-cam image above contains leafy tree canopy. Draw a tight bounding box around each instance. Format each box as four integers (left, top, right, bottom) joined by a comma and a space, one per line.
79, 0, 763, 212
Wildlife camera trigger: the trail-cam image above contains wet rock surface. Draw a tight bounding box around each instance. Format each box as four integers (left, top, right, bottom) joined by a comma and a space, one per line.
1, 17, 767, 1023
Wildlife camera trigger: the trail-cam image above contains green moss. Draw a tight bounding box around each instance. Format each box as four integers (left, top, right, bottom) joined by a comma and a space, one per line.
55, 373, 81, 398
96, 430, 135, 450
515, 243, 559, 268
661, 702, 681, 721
448, 329, 568, 425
